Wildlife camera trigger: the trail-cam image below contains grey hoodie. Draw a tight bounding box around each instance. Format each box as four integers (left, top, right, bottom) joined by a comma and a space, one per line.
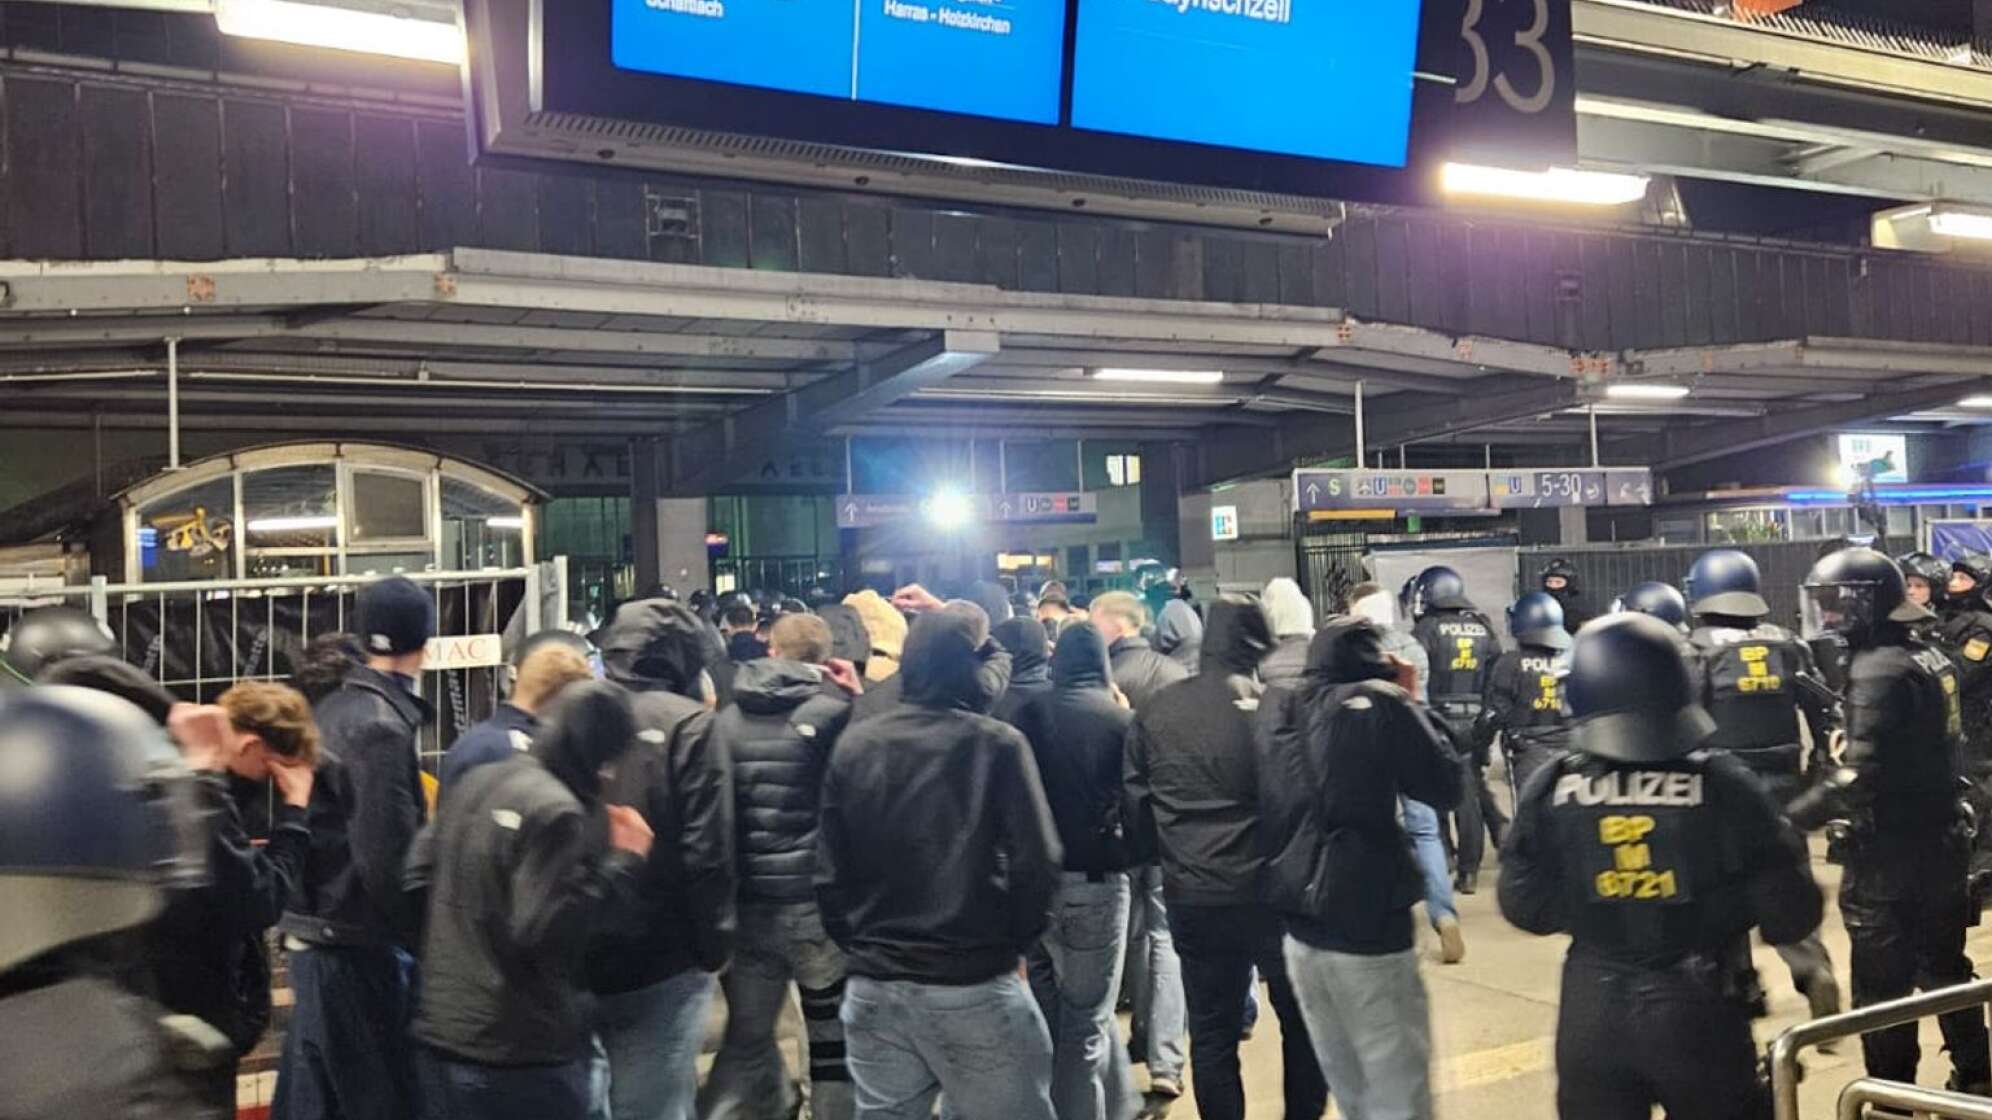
1155, 600, 1205, 675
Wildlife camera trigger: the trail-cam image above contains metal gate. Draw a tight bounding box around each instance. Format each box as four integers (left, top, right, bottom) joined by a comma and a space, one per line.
1516, 539, 1908, 630
1, 562, 568, 774
1297, 529, 1520, 614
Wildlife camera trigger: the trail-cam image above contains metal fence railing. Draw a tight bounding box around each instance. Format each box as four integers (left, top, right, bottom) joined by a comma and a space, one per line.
1, 562, 568, 775
1770, 977, 1992, 1120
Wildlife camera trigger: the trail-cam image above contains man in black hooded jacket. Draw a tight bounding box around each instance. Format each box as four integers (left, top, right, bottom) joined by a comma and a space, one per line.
1013, 622, 1141, 1120
408, 682, 653, 1119
992, 616, 1054, 727
587, 598, 736, 1120
1124, 596, 1328, 1120
1257, 617, 1462, 1120
816, 609, 1062, 1120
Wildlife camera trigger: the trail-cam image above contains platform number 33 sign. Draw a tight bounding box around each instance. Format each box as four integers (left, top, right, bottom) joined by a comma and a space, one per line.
1446, 0, 1577, 165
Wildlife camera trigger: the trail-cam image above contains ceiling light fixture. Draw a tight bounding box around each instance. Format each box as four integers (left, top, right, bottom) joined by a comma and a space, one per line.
247, 515, 338, 533
1604, 383, 1691, 401
486, 516, 526, 530
214, 0, 466, 64
1929, 210, 1992, 241
1092, 368, 1225, 385
1441, 163, 1651, 206
1958, 395, 1992, 409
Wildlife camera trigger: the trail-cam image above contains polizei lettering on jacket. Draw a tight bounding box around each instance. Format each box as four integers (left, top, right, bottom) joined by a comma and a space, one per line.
1552, 771, 1704, 808
1438, 622, 1489, 637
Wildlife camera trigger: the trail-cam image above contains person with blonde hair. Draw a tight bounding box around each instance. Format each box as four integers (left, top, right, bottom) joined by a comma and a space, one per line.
442, 631, 597, 789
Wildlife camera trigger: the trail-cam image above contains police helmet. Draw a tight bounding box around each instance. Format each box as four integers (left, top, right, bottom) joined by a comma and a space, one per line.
1953, 552, 1992, 596
1565, 614, 1716, 764
1507, 591, 1572, 651
1410, 566, 1473, 619
1539, 557, 1580, 591
716, 591, 754, 615
688, 589, 715, 612
803, 586, 838, 610
1613, 581, 1690, 631
779, 598, 810, 616
0, 687, 193, 972
0, 605, 116, 687
1684, 549, 1770, 619
1897, 551, 1950, 608
1804, 547, 1929, 644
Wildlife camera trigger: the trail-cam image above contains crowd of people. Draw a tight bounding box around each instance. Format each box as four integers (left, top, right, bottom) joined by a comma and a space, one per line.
5, 538, 1992, 1120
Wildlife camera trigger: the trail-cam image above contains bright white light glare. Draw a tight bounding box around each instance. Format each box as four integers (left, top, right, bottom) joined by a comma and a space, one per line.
1959, 396, 1992, 409
1830, 462, 1860, 490
1092, 368, 1225, 385
924, 490, 975, 530
1930, 211, 1992, 241
1604, 383, 1692, 401
486, 516, 526, 531
247, 515, 338, 533
1441, 163, 1651, 206
214, 0, 466, 64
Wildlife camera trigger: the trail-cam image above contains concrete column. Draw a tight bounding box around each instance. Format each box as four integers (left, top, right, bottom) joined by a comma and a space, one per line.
657, 497, 711, 597
631, 439, 661, 593
1139, 440, 1185, 568
1558, 505, 1590, 545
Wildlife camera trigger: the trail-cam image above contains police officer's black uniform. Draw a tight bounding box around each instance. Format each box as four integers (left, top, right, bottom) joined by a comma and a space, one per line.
1940, 558, 1992, 882
1411, 568, 1506, 892
1500, 614, 1822, 1120
1791, 547, 1992, 1092
1476, 591, 1572, 799
0, 687, 226, 1120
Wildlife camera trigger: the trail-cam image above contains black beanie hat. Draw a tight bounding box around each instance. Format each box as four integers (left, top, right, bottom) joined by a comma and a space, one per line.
357, 576, 437, 657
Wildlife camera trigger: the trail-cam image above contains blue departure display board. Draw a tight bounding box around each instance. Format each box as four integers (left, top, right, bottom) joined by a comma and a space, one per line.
610, 0, 1068, 123
1070, 0, 1423, 164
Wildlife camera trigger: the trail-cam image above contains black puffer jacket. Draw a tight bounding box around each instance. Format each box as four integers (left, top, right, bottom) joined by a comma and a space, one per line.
280, 665, 430, 948
410, 683, 645, 1066
1124, 597, 1274, 906
587, 599, 737, 994
1109, 635, 1186, 713
1257, 619, 1462, 954
1013, 623, 1135, 874
717, 659, 853, 904
816, 611, 1060, 984
990, 617, 1053, 727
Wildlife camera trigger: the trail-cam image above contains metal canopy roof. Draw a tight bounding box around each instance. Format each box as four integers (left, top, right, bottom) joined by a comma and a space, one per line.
0, 248, 1986, 486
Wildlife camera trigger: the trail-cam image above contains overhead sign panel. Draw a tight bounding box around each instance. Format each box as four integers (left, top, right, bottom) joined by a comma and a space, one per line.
835, 492, 1098, 528
1295, 467, 1652, 515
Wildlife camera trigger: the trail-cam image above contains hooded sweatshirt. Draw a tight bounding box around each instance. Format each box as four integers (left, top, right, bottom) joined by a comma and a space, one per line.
815, 603, 873, 673
1154, 600, 1205, 675
990, 616, 1053, 727
844, 590, 908, 684
1260, 578, 1316, 689
410, 682, 646, 1065
1013, 623, 1135, 874
587, 599, 737, 993
1352, 588, 1429, 702
1124, 597, 1278, 906
1255, 619, 1462, 954
815, 611, 1061, 984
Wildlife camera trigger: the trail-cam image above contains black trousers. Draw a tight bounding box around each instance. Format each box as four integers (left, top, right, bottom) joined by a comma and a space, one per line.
1555, 953, 1765, 1120
1444, 756, 1506, 874
1171, 901, 1327, 1120
1843, 854, 1992, 1088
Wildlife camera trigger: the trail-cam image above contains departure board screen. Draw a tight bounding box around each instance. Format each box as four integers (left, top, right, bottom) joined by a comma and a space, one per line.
610, 0, 1069, 123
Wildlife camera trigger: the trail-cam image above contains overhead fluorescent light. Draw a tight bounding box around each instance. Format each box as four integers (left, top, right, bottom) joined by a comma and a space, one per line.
247, 515, 337, 532
214, 0, 466, 64
1093, 368, 1225, 385
1929, 210, 1992, 241
1441, 163, 1650, 206
486, 516, 526, 530
1958, 396, 1992, 409
1604, 383, 1691, 401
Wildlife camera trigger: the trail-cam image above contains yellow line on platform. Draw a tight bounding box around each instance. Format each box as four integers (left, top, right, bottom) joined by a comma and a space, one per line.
1435, 1036, 1556, 1094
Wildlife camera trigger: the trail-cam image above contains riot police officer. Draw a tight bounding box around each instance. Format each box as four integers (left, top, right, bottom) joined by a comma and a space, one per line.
1613, 581, 1689, 632
1412, 565, 1506, 892
0, 604, 116, 689
0, 686, 225, 1118
1475, 591, 1573, 799
1791, 548, 1992, 1093
1539, 557, 1596, 636
1900, 552, 1950, 616
1499, 614, 1823, 1120
1951, 554, 1992, 627
1941, 554, 1992, 884
1683, 547, 1842, 1021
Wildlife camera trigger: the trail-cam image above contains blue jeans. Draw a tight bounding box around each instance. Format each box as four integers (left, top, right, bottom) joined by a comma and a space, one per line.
1028, 873, 1137, 1120
842, 973, 1055, 1120
1400, 798, 1458, 926
590, 969, 716, 1120
1122, 865, 1187, 1082
273, 944, 420, 1120
702, 902, 854, 1120
1283, 938, 1432, 1120
420, 1049, 591, 1120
